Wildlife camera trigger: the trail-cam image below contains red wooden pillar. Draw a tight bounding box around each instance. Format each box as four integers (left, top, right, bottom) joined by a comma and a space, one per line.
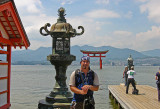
100, 54, 102, 69
7, 45, 11, 105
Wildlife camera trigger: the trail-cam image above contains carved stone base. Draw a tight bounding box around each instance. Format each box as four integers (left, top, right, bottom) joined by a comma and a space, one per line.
38, 99, 71, 109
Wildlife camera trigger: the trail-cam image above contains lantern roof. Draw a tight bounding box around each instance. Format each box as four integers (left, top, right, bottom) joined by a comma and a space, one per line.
40, 7, 84, 38
50, 22, 75, 34
50, 7, 75, 34
0, 0, 30, 49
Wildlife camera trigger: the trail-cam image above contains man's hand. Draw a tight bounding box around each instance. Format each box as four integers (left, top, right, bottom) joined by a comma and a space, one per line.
81, 85, 90, 94
80, 89, 88, 95
70, 86, 88, 95
82, 85, 90, 90
70, 85, 99, 95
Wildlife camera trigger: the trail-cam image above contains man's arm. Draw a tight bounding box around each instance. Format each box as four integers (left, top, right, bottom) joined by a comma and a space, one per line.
88, 85, 99, 91
70, 86, 87, 95
90, 85, 99, 91
69, 71, 88, 95
123, 71, 125, 78
155, 76, 158, 80
81, 85, 99, 92
70, 85, 99, 95
87, 72, 99, 91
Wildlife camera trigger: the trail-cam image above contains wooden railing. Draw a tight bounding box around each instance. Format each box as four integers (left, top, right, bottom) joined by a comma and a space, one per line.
0, 48, 10, 108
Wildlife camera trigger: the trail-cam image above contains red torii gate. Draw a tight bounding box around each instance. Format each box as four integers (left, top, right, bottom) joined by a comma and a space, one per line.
80, 50, 109, 69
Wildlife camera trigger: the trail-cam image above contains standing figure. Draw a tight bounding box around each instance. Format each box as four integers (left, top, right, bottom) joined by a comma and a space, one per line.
155, 67, 160, 101
123, 66, 128, 86
126, 66, 137, 94
69, 56, 99, 109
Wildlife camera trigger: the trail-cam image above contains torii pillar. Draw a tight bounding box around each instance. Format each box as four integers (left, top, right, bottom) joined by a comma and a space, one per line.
80, 50, 109, 69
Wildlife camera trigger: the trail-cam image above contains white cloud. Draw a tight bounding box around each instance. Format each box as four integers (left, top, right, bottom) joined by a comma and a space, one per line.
68, 17, 106, 46
95, 0, 124, 5
19, 13, 106, 50
21, 14, 58, 48
140, 0, 160, 23
72, 22, 134, 49
110, 31, 134, 48
12, 0, 160, 51
59, 0, 75, 5
95, 0, 109, 5
21, 11, 160, 51
14, 0, 43, 14
124, 11, 133, 19
26, 4, 40, 14
133, 26, 160, 51
73, 26, 160, 52
21, 15, 57, 33
113, 31, 132, 37
107, 27, 160, 51
135, 0, 148, 2
85, 9, 120, 18
114, 0, 124, 4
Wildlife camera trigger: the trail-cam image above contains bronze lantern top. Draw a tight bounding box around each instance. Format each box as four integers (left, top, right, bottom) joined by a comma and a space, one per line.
40, 7, 84, 38
50, 7, 75, 34
50, 22, 75, 34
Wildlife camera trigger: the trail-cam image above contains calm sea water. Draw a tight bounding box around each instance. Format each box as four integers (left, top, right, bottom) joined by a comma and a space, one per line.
10, 65, 159, 109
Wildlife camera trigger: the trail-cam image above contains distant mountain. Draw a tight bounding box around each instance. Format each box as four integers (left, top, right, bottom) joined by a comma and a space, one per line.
9, 45, 147, 62
11, 47, 52, 62
2, 45, 160, 65
71, 45, 148, 61
141, 49, 160, 57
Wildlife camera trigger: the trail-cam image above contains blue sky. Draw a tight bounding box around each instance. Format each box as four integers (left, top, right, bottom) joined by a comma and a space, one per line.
14, 0, 160, 51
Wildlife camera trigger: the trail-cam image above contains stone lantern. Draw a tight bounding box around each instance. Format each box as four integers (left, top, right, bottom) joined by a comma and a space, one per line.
38, 7, 84, 109
127, 55, 134, 70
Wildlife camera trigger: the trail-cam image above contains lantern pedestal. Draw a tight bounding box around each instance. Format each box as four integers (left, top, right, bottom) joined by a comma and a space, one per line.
38, 54, 75, 109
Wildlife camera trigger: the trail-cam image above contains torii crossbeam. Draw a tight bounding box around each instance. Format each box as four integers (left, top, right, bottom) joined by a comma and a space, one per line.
80, 50, 109, 69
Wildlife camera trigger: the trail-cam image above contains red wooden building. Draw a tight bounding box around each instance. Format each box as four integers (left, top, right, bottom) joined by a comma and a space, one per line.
80, 50, 109, 69
0, 0, 30, 108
